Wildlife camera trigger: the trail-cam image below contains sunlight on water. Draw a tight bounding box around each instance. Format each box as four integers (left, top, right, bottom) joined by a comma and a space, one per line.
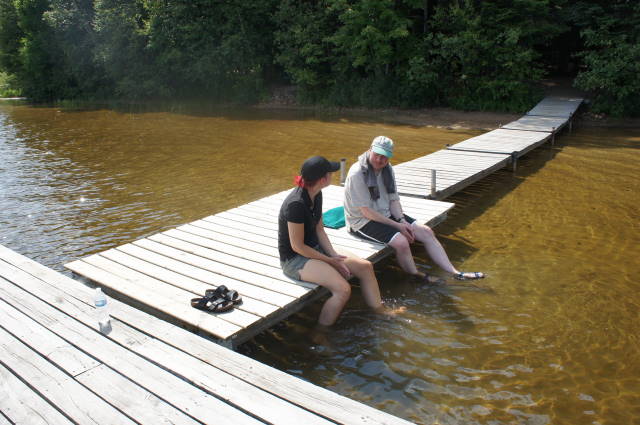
0, 101, 638, 424
0, 102, 478, 268
246, 129, 640, 425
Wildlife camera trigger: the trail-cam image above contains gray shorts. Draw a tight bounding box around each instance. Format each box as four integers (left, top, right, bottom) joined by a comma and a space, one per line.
281, 245, 327, 280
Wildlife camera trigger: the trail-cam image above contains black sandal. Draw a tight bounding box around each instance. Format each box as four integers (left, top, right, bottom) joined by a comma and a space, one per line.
454, 271, 485, 281
190, 295, 235, 313
191, 285, 240, 313
206, 286, 243, 306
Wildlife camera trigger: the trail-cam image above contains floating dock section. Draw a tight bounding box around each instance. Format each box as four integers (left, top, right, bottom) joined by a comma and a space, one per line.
66, 185, 454, 348
64, 96, 581, 347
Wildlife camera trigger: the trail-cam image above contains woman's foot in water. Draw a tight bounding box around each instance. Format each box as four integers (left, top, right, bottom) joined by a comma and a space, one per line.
310, 324, 332, 348
373, 303, 407, 317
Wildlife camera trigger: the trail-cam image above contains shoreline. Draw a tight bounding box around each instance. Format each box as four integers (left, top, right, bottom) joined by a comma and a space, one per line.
253, 103, 521, 131
253, 102, 640, 130
4, 96, 639, 130
254, 79, 640, 130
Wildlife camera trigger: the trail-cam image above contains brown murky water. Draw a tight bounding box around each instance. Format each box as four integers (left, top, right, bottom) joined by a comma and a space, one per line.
1, 101, 638, 424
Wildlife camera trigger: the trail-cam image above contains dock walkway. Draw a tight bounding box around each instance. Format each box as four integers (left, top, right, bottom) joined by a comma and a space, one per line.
393, 150, 510, 200
66, 185, 454, 348
2, 95, 584, 424
392, 96, 582, 199
0, 244, 412, 425
64, 96, 581, 347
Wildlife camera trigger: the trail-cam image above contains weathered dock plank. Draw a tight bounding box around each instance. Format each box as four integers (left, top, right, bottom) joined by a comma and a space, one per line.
500, 115, 570, 133
1, 244, 413, 424
0, 303, 200, 425
0, 262, 261, 425
66, 258, 244, 338
446, 128, 551, 158
65, 185, 454, 347
0, 325, 138, 425
526, 96, 583, 118
393, 149, 510, 199
377, 97, 582, 200
0, 362, 75, 425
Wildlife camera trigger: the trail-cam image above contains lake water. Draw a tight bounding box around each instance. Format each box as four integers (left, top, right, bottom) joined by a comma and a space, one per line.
1, 101, 638, 424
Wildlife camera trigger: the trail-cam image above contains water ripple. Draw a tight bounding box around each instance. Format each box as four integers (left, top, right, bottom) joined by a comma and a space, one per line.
2, 104, 640, 425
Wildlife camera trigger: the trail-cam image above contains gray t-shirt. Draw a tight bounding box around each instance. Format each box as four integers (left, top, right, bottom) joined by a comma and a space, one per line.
344, 161, 400, 231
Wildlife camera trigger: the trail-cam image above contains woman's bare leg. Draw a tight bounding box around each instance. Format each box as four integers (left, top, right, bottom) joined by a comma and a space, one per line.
299, 259, 351, 326
337, 248, 406, 315
342, 256, 382, 309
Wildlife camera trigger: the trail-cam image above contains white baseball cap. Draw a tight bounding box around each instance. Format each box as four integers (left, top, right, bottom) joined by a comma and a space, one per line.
371, 136, 394, 158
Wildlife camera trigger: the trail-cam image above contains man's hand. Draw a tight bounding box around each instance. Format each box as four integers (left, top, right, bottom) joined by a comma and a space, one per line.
328, 255, 351, 279
395, 220, 415, 243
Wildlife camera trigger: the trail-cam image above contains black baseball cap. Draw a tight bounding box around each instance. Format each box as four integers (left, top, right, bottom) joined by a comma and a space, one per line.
300, 156, 340, 181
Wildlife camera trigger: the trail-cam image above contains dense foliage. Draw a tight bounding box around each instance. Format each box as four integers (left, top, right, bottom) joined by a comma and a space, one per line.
568, 1, 640, 116
0, 0, 637, 115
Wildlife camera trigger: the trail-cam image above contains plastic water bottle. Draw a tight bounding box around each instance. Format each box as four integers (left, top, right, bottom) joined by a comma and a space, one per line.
93, 287, 110, 326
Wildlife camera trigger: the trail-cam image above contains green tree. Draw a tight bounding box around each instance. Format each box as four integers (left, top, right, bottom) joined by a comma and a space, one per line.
422, 0, 563, 111
0, 0, 23, 75
146, 0, 276, 102
326, 0, 415, 106
274, 0, 564, 110
46, 0, 110, 98
327, 0, 410, 76
275, 0, 419, 106
274, 0, 335, 94
13, 0, 75, 100
571, 1, 640, 116
0, 0, 635, 115
94, 0, 155, 99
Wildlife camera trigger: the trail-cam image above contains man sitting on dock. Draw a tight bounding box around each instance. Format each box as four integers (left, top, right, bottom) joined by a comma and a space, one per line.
344, 136, 484, 282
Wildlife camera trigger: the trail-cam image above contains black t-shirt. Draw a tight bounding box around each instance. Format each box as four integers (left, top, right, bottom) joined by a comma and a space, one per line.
278, 187, 322, 262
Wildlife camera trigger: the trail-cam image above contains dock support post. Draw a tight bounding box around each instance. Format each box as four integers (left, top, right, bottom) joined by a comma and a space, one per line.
340, 158, 347, 184
569, 119, 573, 133
511, 153, 517, 173
551, 127, 556, 147
430, 169, 437, 198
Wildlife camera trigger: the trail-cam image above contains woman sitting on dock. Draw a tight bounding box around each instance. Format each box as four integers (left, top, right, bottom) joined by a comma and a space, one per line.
278, 156, 393, 326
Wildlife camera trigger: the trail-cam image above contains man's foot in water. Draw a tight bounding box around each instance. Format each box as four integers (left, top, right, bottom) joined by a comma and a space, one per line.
413, 271, 445, 285
453, 271, 485, 281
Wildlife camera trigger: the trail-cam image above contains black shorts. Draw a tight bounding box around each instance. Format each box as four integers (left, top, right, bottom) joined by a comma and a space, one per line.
351, 214, 415, 244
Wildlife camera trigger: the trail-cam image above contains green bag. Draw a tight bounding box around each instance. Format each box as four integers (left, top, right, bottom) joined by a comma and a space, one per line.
323, 206, 345, 229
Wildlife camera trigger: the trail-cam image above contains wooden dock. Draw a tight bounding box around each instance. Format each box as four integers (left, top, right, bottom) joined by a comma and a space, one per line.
393, 150, 510, 200
445, 128, 552, 157
500, 115, 570, 133
1, 95, 586, 424
391, 96, 582, 199
0, 244, 412, 424
66, 185, 454, 348
526, 96, 584, 118
63, 95, 581, 348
